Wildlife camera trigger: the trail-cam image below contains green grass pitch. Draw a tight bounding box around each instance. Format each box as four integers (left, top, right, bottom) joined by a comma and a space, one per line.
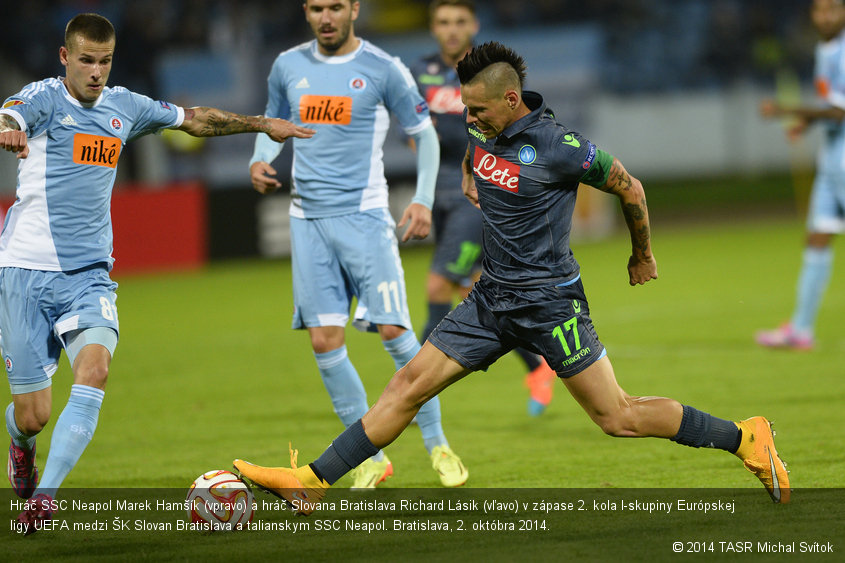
3, 216, 844, 560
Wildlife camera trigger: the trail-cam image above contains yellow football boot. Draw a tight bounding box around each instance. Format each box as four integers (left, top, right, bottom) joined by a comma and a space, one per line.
234, 444, 328, 515
735, 417, 791, 503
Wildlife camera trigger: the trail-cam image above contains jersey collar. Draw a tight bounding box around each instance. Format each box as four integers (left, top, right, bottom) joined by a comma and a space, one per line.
498, 91, 546, 141
310, 38, 364, 64
60, 77, 105, 109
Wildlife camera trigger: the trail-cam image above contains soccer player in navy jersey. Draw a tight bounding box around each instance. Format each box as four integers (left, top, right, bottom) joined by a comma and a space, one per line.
756, 0, 845, 350
246, 0, 467, 489
412, 0, 557, 416
235, 42, 791, 510
0, 13, 314, 534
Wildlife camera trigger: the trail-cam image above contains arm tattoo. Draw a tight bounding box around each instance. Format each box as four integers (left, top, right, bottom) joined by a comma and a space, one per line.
595, 158, 652, 258
184, 107, 269, 137
622, 196, 651, 257
605, 160, 632, 193
623, 201, 645, 221
0, 114, 21, 132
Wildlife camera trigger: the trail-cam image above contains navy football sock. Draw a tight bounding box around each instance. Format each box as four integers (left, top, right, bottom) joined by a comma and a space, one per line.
312, 420, 379, 485
670, 405, 740, 452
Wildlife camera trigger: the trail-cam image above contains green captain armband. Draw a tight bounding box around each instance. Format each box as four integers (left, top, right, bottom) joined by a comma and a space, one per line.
580, 149, 614, 188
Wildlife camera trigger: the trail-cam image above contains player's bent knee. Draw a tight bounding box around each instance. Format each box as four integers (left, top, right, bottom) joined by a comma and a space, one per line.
74, 361, 109, 389
378, 324, 407, 342
593, 410, 639, 438
307, 327, 345, 353
16, 407, 50, 435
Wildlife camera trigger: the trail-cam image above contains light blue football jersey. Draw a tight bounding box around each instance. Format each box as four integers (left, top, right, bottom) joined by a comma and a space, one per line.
814, 30, 845, 173
257, 40, 432, 218
0, 78, 183, 272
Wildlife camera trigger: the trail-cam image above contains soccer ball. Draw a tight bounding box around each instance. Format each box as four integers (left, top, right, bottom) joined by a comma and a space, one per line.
186, 470, 254, 531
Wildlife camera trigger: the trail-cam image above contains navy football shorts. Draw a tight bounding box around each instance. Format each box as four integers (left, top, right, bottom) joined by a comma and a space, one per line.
428, 274, 606, 378
430, 196, 483, 286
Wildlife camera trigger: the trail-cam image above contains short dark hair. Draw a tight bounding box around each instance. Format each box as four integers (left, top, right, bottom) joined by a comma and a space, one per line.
456, 41, 527, 88
429, 0, 476, 17
65, 13, 115, 47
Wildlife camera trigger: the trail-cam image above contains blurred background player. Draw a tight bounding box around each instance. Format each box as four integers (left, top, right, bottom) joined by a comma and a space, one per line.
247, 0, 467, 488
234, 42, 791, 511
0, 13, 313, 534
411, 0, 556, 416
756, 0, 845, 350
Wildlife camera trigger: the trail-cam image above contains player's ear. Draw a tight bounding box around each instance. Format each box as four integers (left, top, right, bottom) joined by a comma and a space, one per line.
59, 46, 69, 67
351, 1, 360, 21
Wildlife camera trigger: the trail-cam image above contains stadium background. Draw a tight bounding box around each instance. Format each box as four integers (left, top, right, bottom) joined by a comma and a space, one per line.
1, 1, 843, 559
0, 0, 824, 269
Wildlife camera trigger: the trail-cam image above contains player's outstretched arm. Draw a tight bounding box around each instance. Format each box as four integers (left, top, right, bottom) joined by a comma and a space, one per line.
178, 107, 315, 142
595, 157, 657, 286
759, 99, 845, 141
0, 114, 28, 159
759, 98, 845, 123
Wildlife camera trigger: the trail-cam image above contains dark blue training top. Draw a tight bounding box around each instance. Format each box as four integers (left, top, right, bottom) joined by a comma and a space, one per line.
466, 91, 611, 288
410, 53, 469, 204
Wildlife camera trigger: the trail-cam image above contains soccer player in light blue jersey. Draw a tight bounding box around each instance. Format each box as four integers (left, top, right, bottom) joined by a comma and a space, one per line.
247, 0, 467, 489
0, 13, 314, 534
756, 0, 845, 350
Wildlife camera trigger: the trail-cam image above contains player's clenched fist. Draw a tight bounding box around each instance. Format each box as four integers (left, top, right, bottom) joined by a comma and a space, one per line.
627, 255, 658, 286
0, 130, 29, 159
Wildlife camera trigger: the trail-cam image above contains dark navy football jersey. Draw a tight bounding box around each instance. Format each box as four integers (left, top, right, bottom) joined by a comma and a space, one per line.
466, 91, 607, 287
410, 54, 467, 202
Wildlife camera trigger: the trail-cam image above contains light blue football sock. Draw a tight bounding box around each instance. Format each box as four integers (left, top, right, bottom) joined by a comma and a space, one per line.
6, 402, 36, 450
34, 385, 104, 497
315, 347, 384, 462
791, 246, 833, 335
382, 331, 448, 453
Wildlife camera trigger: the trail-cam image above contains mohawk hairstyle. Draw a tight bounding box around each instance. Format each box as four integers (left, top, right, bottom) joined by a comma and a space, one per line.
456, 41, 527, 88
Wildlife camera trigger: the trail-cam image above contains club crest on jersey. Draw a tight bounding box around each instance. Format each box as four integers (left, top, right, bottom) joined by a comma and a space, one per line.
2, 99, 24, 109
473, 146, 520, 193
518, 144, 537, 165
415, 101, 429, 114
108, 115, 123, 132
4, 355, 12, 374
299, 95, 352, 125
349, 77, 367, 91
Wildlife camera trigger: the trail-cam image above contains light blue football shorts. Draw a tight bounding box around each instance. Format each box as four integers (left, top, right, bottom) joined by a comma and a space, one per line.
289, 208, 413, 332
808, 170, 845, 233
0, 266, 119, 394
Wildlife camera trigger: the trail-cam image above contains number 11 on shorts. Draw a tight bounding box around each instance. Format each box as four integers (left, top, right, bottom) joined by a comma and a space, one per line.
377, 280, 401, 313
